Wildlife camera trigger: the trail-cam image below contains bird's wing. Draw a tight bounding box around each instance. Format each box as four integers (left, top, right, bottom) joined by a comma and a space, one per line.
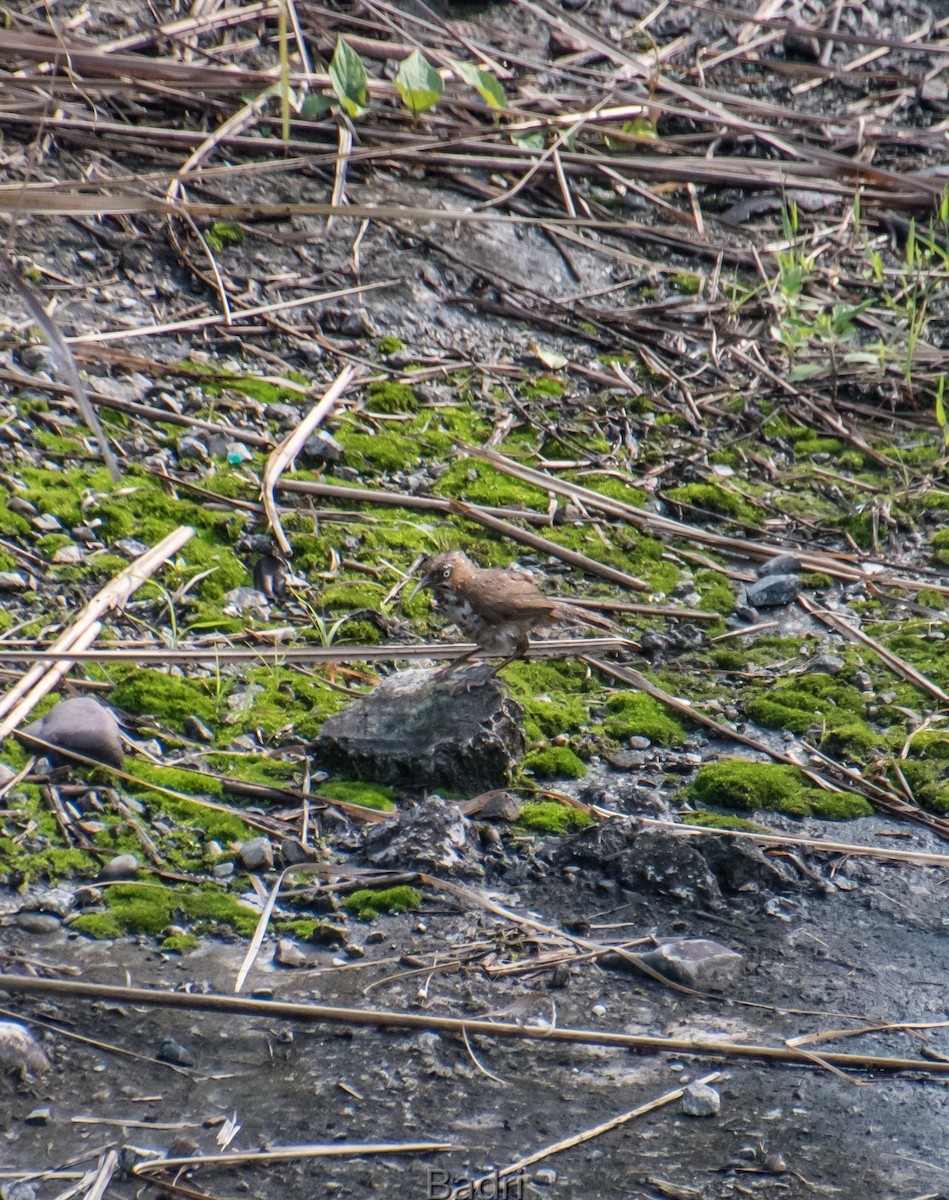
468, 571, 557, 623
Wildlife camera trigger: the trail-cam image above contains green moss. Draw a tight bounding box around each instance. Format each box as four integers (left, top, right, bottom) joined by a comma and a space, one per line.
366, 380, 418, 412
71, 913, 124, 939
523, 746, 587, 779
99, 882, 259, 937
132, 762, 224, 794
665, 483, 764, 524
204, 221, 244, 251
504, 660, 596, 742
602, 692, 687, 745
109, 667, 219, 726
670, 272, 701, 295
341, 430, 418, 472
517, 800, 594, 834
688, 759, 811, 815
343, 885, 422, 920
161, 933, 199, 953
694, 569, 736, 614
319, 780, 397, 811
896, 760, 949, 814
809, 791, 873, 819
378, 336, 404, 355
819, 721, 880, 758
521, 377, 565, 398
682, 809, 770, 832
746, 698, 816, 734
433, 460, 545, 508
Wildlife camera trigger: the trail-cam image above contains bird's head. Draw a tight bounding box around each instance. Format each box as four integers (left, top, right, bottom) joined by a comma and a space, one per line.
408, 550, 473, 600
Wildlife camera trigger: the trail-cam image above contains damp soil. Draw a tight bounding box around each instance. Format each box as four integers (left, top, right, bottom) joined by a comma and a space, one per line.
4, 813, 949, 1200
2, 0, 949, 1196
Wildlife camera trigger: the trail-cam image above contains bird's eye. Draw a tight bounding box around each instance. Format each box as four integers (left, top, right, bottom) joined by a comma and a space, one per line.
442, 567, 452, 579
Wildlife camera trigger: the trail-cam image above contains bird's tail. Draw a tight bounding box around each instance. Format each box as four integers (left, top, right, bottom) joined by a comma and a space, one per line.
552, 602, 638, 646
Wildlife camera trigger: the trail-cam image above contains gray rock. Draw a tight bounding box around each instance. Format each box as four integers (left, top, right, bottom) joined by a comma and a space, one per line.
275, 938, 307, 967
757, 553, 802, 578
638, 938, 744, 991
628, 735, 652, 750
681, 1082, 721, 1116
19, 697, 124, 769
608, 751, 645, 771
51, 544, 83, 564
265, 402, 300, 428
12, 912, 61, 935
184, 715, 215, 743
238, 837, 274, 872
280, 837, 318, 865
98, 853, 140, 881
312, 668, 524, 791
213, 862, 235, 880
808, 655, 845, 675
302, 430, 345, 464
157, 1037, 193, 1067
223, 587, 270, 617
534, 1168, 557, 1186
0, 1022, 50, 1074
363, 796, 480, 875
0, 571, 27, 590
177, 435, 208, 461
32, 513, 62, 533
744, 574, 802, 608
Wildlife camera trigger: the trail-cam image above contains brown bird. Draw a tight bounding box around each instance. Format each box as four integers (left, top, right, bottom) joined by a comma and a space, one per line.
409, 549, 625, 676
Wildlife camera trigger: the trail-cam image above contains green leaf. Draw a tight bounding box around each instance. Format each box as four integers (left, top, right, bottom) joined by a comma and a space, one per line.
329, 36, 368, 119
787, 363, 825, 382
936, 377, 947, 429
301, 92, 333, 119
450, 59, 505, 108
395, 49, 442, 116
511, 129, 544, 151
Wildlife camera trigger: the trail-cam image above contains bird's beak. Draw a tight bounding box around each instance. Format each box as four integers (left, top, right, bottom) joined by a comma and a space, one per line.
407, 569, 433, 603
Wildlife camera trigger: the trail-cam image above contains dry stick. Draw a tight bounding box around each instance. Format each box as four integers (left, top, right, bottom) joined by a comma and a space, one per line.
0, 526, 195, 738
0, 623, 103, 737
799, 594, 949, 704
451, 1072, 722, 1200
134, 1141, 454, 1176
278, 476, 568, 528
2, 255, 120, 481
0, 974, 944, 1075
262, 364, 360, 556
447, 498, 649, 591
0, 636, 630, 666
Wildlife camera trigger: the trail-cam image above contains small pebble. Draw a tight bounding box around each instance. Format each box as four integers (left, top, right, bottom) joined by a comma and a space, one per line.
681, 1082, 721, 1117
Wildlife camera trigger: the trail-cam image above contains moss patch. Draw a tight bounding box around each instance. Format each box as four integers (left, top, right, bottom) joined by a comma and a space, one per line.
73, 882, 260, 940
684, 758, 869, 818
319, 780, 397, 811
523, 746, 587, 779
602, 691, 687, 745
517, 800, 595, 834
342, 885, 422, 920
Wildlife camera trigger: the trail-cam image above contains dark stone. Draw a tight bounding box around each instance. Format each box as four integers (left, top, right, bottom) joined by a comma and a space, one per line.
19, 697, 124, 769
363, 796, 481, 876
184, 715, 215, 743
744, 574, 802, 608
560, 824, 803, 905
157, 1037, 194, 1067
97, 853, 140, 881
783, 29, 821, 61
238, 837, 274, 871
636, 938, 744, 991
311, 668, 524, 791
280, 837, 319, 865
301, 430, 345, 464
757, 553, 802, 578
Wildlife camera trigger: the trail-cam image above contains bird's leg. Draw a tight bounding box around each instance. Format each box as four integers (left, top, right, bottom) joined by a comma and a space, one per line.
435, 646, 479, 679
484, 635, 531, 679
